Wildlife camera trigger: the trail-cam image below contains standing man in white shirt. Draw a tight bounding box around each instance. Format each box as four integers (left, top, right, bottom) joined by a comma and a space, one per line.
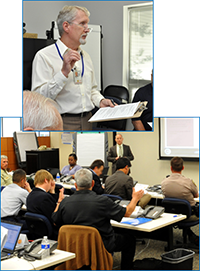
31, 5, 114, 130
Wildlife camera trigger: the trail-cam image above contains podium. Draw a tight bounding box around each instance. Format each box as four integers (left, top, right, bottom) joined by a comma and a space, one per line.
26, 148, 59, 174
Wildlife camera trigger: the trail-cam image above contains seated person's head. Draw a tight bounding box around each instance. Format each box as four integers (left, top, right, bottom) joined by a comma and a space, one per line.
116, 157, 131, 170
1, 155, 9, 170
75, 168, 93, 190
13, 169, 26, 187
90, 159, 104, 176
68, 153, 78, 166
23, 91, 63, 131
34, 169, 54, 190
170, 157, 184, 172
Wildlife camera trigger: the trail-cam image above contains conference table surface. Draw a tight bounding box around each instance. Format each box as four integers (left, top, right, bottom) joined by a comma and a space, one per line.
57, 181, 199, 203
111, 212, 187, 251
1, 249, 75, 270
147, 190, 199, 203
111, 213, 187, 232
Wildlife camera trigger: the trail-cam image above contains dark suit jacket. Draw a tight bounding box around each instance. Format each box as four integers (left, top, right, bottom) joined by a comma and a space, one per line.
90, 170, 104, 195
26, 187, 58, 225
104, 171, 134, 200
107, 144, 134, 174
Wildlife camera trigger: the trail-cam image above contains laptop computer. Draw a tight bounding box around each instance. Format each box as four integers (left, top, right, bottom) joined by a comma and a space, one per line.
1, 220, 22, 260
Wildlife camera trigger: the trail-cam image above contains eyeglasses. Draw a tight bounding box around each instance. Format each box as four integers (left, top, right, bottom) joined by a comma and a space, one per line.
68, 22, 93, 33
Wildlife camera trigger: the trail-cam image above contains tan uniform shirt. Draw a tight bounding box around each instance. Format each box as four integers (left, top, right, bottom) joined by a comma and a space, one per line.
1, 169, 13, 186
161, 173, 198, 206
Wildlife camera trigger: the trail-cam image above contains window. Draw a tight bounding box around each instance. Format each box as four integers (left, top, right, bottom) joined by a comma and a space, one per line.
123, 2, 153, 101
1, 118, 21, 137
1, 118, 49, 137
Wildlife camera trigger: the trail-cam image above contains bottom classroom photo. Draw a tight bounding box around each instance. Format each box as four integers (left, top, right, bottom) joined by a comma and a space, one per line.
1, 117, 199, 270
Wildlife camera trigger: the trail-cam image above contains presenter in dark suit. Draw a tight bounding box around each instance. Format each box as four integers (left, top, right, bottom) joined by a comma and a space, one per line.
107, 134, 134, 174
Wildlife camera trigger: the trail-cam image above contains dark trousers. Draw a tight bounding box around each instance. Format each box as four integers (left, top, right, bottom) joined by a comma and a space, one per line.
112, 228, 136, 270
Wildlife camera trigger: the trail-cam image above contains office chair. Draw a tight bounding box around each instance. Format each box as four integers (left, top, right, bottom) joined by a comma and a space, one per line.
70, 187, 76, 193
102, 194, 122, 203
161, 197, 199, 248
55, 225, 113, 270
103, 85, 129, 104
100, 85, 129, 130
24, 212, 57, 240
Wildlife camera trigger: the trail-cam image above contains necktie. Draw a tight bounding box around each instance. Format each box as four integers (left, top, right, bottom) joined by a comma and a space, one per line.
119, 145, 123, 157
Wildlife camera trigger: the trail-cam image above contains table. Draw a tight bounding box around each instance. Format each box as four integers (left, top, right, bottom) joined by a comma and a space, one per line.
137, 183, 199, 204
111, 213, 187, 251
111, 213, 186, 232
1, 249, 75, 270
148, 191, 199, 203
56, 181, 75, 190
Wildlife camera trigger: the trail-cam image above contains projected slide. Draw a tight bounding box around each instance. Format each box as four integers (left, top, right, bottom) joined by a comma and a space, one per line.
159, 118, 199, 161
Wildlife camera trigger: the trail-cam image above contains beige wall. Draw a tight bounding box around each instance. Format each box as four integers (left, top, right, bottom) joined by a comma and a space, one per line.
50, 132, 74, 171
50, 119, 199, 190
119, 119, 199, 189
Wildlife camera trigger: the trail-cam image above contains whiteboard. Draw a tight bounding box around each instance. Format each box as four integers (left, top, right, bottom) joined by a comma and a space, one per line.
75, 132, 105, 167
13, 132, 38, 163
83, 24, 102, 91
54, 23, 102, 91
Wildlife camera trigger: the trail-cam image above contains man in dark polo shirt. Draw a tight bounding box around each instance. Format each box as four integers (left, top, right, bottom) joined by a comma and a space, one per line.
132, 70, 153, 131
52, 168, 144, 270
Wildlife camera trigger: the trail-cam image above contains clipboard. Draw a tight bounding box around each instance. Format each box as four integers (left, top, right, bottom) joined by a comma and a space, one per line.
88, 101, 148, 123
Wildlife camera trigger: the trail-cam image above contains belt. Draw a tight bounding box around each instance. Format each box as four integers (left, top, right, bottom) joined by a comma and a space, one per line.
61, 111, 91, 118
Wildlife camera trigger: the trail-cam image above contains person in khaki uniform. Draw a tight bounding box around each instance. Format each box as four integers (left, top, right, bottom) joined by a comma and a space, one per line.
1, 155, 13, 186
161, 156, 199, 246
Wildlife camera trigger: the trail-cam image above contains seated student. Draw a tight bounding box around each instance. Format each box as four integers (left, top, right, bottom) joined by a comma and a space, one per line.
105, 157, 151, 208
61, 153, 82, 178
1, 169, 32, 230
161, 156, 199, 246
1, 155, 13, 186
52, 168, 144, 270
26, 169, 64, 227
89, 159, 105, 195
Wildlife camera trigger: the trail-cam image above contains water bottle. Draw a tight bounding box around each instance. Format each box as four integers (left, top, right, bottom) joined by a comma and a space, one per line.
41, 236, 50, 259
56, 172, 60, 182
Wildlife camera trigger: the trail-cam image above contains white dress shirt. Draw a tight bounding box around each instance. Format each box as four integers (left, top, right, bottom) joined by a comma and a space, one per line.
117, 144, 124, 157
31, 39, 104, 114
1, 184, 29, 217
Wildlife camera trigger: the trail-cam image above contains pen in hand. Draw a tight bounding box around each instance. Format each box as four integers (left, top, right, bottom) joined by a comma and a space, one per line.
110, 99, 115, 106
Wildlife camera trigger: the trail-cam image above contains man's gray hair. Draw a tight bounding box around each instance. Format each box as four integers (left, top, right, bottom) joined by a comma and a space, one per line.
56, 5, 90, 37
1, 155, 8, 160
23, 91, 63, 130
75, 168, 92, 189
